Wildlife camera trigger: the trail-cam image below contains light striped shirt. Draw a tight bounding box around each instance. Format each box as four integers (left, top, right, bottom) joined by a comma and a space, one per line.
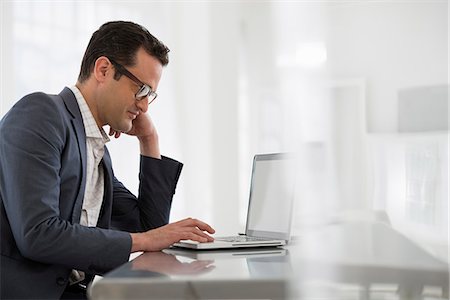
70, 86, 110, 227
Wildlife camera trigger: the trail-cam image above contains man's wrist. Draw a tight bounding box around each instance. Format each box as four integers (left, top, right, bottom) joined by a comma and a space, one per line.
130, 232, 144, 253
138, 134, 161, 159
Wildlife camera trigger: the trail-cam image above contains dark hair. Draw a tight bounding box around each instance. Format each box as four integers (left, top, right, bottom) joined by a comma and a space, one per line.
78, 21, 170, 83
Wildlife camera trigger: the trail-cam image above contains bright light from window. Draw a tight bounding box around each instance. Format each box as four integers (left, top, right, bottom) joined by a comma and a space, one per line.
276, 42, 327, 68
295, 42, 327, 67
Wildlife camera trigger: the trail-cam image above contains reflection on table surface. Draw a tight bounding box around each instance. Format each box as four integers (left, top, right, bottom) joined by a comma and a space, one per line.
90, 221, 449, 300
105, 246, 291, 280
89, 247, 291, 300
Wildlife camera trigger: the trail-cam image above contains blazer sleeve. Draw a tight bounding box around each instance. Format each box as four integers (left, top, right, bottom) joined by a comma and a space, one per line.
111, 155, 183, 232
0, 93, 131, 274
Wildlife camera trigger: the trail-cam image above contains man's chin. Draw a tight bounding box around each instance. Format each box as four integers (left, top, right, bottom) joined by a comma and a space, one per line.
112, 123, 132, 134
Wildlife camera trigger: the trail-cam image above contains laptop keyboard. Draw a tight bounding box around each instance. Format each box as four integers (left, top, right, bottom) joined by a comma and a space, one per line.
215, 236, 273, 243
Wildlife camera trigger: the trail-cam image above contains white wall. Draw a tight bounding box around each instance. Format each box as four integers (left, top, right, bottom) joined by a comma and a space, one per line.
326, 1, 448, 132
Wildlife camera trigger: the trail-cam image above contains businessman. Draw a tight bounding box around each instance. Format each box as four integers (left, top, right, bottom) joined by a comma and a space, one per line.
0, 21, 214, 299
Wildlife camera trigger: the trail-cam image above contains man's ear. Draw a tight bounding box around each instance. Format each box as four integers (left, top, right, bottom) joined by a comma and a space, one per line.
93, 56, 112, 82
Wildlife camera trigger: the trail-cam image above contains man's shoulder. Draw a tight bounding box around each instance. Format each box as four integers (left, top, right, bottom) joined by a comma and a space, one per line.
20, 91, 65, 107
1, 90, 73, 131
15, 89, 74, 117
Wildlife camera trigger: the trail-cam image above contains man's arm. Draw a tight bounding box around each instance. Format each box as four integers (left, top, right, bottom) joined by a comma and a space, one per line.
110, 155, 182, 232
110, 111, 181, 231
138, 132, 161, 159
110, 157, 215, 251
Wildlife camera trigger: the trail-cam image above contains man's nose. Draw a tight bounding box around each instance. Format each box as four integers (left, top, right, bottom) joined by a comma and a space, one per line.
136, 98, 149, 113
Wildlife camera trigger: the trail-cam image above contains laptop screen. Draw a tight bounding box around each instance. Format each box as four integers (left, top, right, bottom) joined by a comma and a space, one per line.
245, 153, 296, 241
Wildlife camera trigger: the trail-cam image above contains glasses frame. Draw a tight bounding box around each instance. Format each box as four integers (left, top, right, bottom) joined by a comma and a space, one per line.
109, 59, 158, 104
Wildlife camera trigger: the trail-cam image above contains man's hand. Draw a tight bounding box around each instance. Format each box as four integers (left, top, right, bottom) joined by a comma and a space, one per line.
109, 112, 161, 158
130, 218, 215, 252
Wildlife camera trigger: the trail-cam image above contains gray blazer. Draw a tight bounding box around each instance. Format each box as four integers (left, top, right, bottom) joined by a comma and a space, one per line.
0, 87, 183, 299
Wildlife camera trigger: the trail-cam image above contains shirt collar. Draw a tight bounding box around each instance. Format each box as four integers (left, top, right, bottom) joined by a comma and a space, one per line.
69, 86, 110, 143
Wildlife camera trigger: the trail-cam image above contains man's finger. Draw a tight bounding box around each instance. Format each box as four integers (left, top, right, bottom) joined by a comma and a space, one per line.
191, 227, 214, 241
179, 218, 215, 234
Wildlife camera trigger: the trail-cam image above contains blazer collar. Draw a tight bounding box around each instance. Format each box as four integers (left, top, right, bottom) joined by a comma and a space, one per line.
59, 87, 82, 120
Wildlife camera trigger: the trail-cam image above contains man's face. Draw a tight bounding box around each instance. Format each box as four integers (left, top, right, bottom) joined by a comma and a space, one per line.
99, 48, 163, 133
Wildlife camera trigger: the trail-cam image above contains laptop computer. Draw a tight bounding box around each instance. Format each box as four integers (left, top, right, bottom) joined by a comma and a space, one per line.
173, 153, 296, 250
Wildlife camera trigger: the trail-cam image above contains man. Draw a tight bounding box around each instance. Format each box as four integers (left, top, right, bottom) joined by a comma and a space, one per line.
0, 21, 214, 299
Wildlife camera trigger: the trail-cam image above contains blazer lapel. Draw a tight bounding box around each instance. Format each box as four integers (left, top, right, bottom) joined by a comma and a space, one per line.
59, 87, 87, 224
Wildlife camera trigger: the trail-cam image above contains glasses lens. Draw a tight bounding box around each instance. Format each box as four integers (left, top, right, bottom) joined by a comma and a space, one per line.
136, 85, 150, 99
148, 92, 157, 104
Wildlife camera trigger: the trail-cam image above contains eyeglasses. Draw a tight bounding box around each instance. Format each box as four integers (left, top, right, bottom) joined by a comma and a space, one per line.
109, 59, 158, 104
